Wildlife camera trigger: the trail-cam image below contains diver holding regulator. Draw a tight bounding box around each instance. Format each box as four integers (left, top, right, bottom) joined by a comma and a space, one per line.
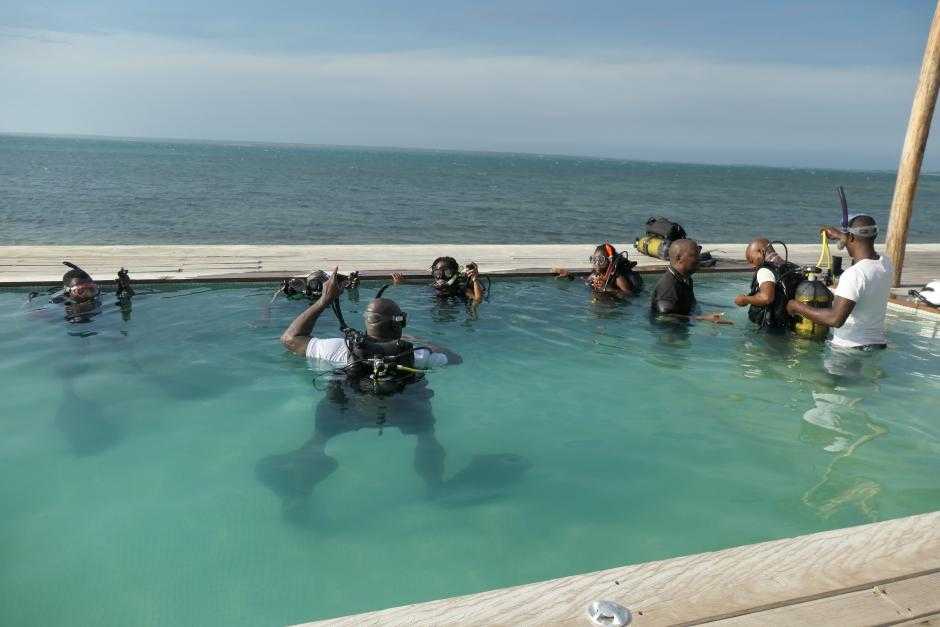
392, 256, 488, 303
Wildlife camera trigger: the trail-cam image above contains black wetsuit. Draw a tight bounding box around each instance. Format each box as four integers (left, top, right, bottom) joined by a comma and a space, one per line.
747, 261, 800, 329
650, 267, 695, 316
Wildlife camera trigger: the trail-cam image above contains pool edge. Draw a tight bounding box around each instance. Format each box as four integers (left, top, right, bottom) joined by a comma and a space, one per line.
294, 510, 940, 626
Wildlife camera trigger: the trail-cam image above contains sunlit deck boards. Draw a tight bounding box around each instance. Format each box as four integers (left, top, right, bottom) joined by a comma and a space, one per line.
1, 243, 938, 285
294, 511, 940, 626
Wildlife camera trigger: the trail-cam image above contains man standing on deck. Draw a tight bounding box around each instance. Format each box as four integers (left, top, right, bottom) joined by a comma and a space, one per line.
650, 239, 726, 323
786, 215, 891, 350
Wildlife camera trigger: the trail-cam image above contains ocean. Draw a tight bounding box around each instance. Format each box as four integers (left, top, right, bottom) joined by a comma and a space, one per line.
1, 133, 937, 245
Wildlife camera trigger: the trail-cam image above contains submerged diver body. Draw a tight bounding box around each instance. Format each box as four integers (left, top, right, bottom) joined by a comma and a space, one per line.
392, 256, 486, 303
259, 269, 461, 522
553, 243, 642, 299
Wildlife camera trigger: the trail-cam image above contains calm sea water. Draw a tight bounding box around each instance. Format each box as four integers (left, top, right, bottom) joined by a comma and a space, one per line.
1, 277, 939, 626
1, 134, 939, 245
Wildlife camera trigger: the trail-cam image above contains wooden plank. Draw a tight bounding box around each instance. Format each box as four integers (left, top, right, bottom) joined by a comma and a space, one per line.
707, 571, 940, 626
294, 511, 940, 626
1, 243, 937, 285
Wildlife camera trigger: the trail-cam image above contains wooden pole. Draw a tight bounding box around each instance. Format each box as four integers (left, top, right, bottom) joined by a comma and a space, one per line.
886, 0, 940, 287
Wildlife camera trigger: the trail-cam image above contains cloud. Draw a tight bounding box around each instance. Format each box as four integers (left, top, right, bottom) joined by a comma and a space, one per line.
0, 29, 921, 167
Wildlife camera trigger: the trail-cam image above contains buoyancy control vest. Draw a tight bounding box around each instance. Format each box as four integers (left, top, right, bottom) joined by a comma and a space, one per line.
747, 261, 802, 329
342, 333, 424, 395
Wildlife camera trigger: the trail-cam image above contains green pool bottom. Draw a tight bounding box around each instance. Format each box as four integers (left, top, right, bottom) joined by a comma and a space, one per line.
0, 276, 938, 626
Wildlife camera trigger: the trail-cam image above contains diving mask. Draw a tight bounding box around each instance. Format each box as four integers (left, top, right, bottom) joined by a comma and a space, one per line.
365, 309, 407, 328
68, 282, 100, 301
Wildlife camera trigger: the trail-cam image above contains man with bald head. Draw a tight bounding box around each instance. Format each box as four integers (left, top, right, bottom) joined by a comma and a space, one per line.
734, 238, 798, 329
650, 238, 725, 322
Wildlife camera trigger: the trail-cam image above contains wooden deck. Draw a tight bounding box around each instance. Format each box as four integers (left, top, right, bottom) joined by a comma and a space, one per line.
1, 243, 938, 286
295, 511, 940, 626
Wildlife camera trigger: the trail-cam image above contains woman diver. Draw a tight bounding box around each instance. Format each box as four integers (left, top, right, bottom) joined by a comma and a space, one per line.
392, 256, 486, 303
553, 243, 642, 299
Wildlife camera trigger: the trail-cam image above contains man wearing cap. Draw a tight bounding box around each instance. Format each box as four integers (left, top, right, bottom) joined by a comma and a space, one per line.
786, 215, 891, 349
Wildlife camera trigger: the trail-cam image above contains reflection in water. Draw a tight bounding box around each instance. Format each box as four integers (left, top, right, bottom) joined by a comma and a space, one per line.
54, 364, 121, 456
644, 316, 691, 370
800, 391, 886, 521
256, 379, 529, 525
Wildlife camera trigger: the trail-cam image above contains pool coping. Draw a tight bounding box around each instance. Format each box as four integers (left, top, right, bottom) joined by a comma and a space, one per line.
294, 510, 940, 626
2, 242, 938, 287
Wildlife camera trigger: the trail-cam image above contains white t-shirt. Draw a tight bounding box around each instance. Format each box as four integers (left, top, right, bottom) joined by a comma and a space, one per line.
831, 255, 892, 348
756, 267, 776, 286
305, 337, 449, 368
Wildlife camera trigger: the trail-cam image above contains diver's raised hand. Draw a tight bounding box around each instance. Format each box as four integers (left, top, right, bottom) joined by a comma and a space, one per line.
820, 226, 845, 241
320, 267, 345, 303
391, 272, 405, 285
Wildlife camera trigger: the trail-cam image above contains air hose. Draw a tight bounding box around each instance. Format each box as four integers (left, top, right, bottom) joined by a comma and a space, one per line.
816, 230, 833, 273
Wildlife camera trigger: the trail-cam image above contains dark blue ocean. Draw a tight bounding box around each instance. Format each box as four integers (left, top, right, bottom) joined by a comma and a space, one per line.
1, 134, 938, 244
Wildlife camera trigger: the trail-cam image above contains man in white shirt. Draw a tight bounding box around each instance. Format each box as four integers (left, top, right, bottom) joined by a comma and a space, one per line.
786, 215, 891, 350
258, 269, 461, 523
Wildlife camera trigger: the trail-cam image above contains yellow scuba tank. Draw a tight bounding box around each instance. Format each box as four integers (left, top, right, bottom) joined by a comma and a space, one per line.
791, 267, 833, 340
634, 235, 669, 260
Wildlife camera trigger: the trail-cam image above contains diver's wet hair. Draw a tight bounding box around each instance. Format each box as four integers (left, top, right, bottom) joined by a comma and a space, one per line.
62, 261, 92, 285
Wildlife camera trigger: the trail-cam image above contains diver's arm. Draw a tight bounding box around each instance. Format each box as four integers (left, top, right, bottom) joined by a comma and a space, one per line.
551, 267, 576, 281
465, 269, 485, 303
734, 282, 775, 307
281, 267, 344, 355
392, 272, 407, 285
403, 335, 463, 365
786, 296, 855, 328
606, 275, 634, 298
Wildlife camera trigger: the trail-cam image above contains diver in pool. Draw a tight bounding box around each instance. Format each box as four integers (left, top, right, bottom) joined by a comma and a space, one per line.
391, 256, 486, 303
37, 261, 135, 323
734, 238, 800, 330
650, 239, 728, 324
552, 243, 642, 298
260, 268, 462, 522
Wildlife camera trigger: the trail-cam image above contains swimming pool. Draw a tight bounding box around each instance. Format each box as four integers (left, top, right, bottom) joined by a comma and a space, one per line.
1, 275, 938, 626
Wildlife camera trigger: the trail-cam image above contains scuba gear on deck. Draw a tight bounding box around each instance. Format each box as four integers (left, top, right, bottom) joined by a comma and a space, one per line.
635, 217, 687, 261
644, 217, 687, 241
634, 234, 670, 260
791, 266, 834, 340
909, 280, 940, 307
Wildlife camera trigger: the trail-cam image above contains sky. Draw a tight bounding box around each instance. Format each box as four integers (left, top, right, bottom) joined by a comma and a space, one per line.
0, 1, 936, 168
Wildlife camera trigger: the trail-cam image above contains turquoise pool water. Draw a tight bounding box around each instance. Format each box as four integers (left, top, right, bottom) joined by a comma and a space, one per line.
1, 276, 939, 626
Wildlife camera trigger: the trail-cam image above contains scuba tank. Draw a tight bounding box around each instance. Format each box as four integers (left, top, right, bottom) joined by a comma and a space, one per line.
634, 235, 670, 260
791, 266, 834, 340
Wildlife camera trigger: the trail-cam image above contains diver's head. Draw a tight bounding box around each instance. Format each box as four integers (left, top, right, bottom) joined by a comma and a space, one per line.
430, 256, 461, 293
364, 298, 407, 340
669, 238, 701, 276
842, 214, 878, 256
61, 263, 99, 303
590, 243, 616, 274
745, 238, 772, 268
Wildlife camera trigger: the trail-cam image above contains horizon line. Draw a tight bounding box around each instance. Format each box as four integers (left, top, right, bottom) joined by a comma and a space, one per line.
0, 129, 916, 176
